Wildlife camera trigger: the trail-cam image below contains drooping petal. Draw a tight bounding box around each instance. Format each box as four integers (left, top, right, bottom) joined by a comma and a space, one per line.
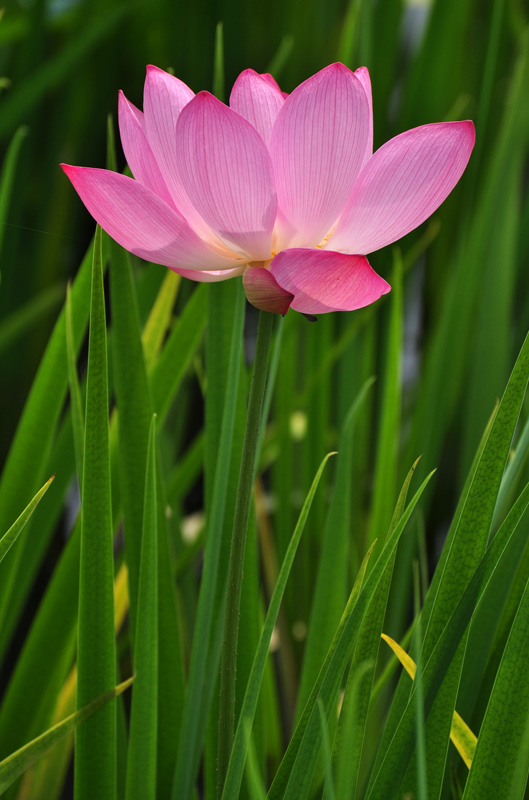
176, 91, 277, 260
354, 66, 373, 166
230, 69, 285, 144
118, 91, 174, 206
243, 266, 293, 314
269, 63, 370, 249
172, 266, 245, 282
269, 247, 390, 314
61, 165, 243, 271
331, 120, 475, 255
142, 65, 214, 239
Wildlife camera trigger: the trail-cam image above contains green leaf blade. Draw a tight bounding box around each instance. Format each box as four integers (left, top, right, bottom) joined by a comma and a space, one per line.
125, 416, 158, 800
74, 227, 117, 800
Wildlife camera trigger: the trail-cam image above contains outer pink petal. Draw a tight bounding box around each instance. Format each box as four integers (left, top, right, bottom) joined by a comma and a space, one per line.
269, 247, 390, 314
142, 65, 214, 239
229, 69, 285, 144
269, 63, 370, 249
118, 91, 174, 206
176, 92, 277, 260
354, 67, 373, 166
331, 121, 475, 255
243, 266, 293, 314
61, 165, 243, 271
172, 266, 245, 282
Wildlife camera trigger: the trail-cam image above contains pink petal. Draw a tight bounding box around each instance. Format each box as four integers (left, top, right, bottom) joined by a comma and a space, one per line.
269, 63, 370, 249
243, 266, 293, 314
142, 65, 213, 239
172, 266, 245, 282
61, 165, 243, 271
230, 69, 285, 144
269, 248, 390, 314
118, 91, 174, 207
331, 121, 475, 255
259, 73, 289, 99
175, 91, 277, 260
354, 67, 373, 166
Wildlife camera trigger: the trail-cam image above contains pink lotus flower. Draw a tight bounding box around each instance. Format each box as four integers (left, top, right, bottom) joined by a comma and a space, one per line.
62, 63, 475, 316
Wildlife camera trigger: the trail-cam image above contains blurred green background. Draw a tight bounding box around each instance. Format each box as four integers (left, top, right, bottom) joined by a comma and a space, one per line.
1, 0, 528, 593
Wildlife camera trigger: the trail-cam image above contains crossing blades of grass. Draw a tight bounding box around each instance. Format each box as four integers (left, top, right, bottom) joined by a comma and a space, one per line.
381, 634, 477, 769
462, 571, 529, 799
74, 226, 116, 800
367, 472, 529, 798
172, 280, 246, 800
374, 330, 529, 797
330, 457, 422, 799
268, 467, 434, 800
0, 677, 133, 796
0, 237, 93, 660
18, 564, 130, 800
221, 453, 335, 800
297, 378, 375, 717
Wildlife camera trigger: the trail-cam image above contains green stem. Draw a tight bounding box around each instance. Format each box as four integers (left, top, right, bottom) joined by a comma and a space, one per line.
217, 309, 275, 796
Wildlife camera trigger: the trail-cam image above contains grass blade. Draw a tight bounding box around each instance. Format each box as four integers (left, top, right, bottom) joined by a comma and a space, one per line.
149, 283, 207, 424
367, 255, 403, 545
74, 226, 116, 800
0, 474, 54, 564
108, 235, 152, 644
0, 125, 28, 259
65, 282, 84, 489
141, 270, 180, 371
125, 416, 158, 800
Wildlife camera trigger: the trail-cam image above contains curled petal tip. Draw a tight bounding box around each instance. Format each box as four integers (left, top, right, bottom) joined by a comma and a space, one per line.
243, 267, 293, 315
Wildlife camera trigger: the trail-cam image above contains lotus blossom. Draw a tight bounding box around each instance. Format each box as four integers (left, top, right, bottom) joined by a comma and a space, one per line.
62, 63, 475, 316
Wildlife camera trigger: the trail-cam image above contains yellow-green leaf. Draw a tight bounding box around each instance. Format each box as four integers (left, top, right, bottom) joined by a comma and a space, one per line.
381, 633, 477, 768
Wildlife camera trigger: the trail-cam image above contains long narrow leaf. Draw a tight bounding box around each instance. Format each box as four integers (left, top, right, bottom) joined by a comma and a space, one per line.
74, 226, 116, 800
65, 283, 85, 489
0, 475, 54, 564
125, 416, 158, 800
